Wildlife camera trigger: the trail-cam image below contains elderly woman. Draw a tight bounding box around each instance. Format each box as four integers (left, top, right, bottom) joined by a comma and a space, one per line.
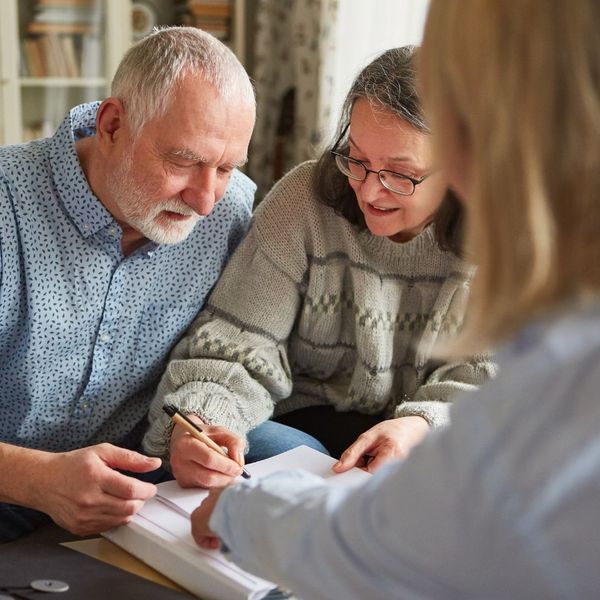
189, 1, 600, 598
144, 46, 494, 487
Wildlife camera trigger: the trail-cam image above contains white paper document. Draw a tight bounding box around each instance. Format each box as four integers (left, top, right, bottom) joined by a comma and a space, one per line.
103, 445, 371, 600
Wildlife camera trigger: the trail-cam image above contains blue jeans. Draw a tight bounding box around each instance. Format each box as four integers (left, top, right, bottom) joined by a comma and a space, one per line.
268, 405, 383, 459
245, 420, 329, 463
0, 503, 52, 544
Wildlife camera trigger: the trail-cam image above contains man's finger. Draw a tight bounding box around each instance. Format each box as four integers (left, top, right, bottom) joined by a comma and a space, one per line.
97, 443, 162, 473
101, 469, 158, 500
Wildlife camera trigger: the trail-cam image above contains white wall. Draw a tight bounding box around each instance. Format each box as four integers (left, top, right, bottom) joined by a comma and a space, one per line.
323, 0, 430, 143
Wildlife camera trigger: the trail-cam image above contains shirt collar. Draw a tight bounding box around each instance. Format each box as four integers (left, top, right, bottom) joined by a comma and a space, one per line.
48, 102, 115, 238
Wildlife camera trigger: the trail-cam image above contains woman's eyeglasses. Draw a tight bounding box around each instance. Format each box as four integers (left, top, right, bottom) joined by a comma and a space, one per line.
331, 124, 432, 196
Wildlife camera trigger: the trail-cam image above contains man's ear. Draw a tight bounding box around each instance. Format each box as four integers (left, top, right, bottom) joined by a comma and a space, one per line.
95, 97, 127, 153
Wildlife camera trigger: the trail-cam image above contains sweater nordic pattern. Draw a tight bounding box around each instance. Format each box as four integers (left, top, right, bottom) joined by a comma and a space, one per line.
144, 161, 494, 456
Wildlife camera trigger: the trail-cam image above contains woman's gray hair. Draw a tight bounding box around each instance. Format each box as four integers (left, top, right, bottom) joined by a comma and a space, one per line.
111, 26, 255, 137
340, 45, 428, 135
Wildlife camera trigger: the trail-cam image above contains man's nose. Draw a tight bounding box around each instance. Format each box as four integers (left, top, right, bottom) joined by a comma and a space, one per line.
181, 167, 218, 216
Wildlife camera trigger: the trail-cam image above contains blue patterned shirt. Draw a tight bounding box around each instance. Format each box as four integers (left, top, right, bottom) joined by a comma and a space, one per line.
0, 102, 255, 452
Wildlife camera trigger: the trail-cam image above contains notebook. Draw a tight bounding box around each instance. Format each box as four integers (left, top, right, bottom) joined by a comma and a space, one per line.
103, 445, 371, 600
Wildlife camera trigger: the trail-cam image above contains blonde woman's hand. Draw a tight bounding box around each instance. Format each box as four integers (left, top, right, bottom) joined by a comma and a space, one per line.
191, 487, 227, 549
333, 416, 430, 474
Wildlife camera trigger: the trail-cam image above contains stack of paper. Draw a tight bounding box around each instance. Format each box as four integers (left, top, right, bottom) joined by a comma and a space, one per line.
104, 446, 370, 600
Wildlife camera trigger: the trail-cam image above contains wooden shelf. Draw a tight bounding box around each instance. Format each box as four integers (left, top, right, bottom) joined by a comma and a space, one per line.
0, 0, 129, 145
0, 0, 246, 146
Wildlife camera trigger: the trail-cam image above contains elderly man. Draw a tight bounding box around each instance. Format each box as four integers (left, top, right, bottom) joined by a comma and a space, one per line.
0, 26, 256, 542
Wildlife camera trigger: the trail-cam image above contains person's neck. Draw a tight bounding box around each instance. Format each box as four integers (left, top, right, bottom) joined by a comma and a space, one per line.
120, 228, 150, 257
75, 137, 147, 257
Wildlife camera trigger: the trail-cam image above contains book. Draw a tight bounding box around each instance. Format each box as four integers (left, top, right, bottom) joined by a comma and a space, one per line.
32, 5, 100, 24
61, 35, 80, 77
104, 445, 371, 600
189, 3, 232, 18
28, 21, 99, 35
36, 0, 97, 6
22, 39, 45, 77
80, 35, 102, 78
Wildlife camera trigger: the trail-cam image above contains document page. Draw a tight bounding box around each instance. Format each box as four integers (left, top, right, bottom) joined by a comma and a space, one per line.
156, 445, 371, 516
108, 446, 371, 600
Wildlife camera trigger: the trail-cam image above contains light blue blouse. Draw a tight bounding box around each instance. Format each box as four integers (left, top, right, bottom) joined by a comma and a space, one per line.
212, 302, 600, 599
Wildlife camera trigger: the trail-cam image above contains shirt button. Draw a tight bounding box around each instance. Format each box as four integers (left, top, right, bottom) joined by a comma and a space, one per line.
99, 332, 110, 343
83, 223, 91, 231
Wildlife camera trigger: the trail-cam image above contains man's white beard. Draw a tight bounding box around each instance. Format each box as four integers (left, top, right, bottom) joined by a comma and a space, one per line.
108, 153, 204, 245
126, 197, 203, 245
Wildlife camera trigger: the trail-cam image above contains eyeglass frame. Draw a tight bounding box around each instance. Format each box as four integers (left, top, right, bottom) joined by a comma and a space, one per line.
330, 123, 432, 196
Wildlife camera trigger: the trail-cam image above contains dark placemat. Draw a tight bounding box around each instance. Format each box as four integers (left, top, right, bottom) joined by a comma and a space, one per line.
1, 523, 192, 599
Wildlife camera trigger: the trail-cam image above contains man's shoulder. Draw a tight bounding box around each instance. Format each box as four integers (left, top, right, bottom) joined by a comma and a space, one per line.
0, 139, 49, 184
222, 169, 257, 212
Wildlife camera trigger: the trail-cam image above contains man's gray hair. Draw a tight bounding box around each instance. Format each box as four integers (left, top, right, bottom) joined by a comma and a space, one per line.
111, 26, 255, 137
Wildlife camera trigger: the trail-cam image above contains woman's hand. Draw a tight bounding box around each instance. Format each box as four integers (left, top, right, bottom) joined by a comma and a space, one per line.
333, 416, 430, 474
170, 418, 245, 488
191, 487, 227, 549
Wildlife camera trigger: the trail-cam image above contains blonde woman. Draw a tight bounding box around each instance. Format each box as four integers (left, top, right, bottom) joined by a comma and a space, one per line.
188, 1, 600, 598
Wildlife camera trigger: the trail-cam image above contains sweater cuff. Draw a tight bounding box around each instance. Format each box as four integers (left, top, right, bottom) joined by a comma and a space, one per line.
393, 401, 450, 429
142, 382, 257, 459
143, 384, 248, 461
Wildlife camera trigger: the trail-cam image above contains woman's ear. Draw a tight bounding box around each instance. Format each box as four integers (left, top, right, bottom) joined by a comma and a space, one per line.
95, 97, 127, 154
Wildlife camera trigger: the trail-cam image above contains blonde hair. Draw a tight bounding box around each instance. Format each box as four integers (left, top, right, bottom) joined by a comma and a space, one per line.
420, 0, 600, 354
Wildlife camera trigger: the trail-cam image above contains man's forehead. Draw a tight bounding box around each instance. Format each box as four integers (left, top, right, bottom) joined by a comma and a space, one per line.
167, 147, 248, 168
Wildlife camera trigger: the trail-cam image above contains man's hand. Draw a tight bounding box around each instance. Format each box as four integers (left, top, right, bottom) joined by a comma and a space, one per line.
333, 416, 430, 473
170, 418, 245, 488
27, 443, 161, 536
191, 487, 226, 549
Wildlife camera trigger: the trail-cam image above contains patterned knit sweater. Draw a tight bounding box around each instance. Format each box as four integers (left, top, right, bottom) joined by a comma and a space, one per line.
144, 161, 495, 456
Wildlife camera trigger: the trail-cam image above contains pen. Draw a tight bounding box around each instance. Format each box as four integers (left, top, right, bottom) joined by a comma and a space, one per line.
163, 404, 251, 479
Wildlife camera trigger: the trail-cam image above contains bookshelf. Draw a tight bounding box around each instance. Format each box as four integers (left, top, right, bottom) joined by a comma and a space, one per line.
0, 0, 246, 146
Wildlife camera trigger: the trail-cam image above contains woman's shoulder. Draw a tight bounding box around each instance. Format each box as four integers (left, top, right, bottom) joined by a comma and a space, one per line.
255, 161, 320, 218
252, 160, 349, 242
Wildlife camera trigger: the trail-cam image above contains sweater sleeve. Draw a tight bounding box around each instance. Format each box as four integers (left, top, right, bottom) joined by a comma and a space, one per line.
143, 167, 313, 458
393, 355, 497, 427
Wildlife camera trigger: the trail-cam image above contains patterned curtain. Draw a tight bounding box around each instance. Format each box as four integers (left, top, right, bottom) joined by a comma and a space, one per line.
248, 0, 339, 200
248, 0, 429, 201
